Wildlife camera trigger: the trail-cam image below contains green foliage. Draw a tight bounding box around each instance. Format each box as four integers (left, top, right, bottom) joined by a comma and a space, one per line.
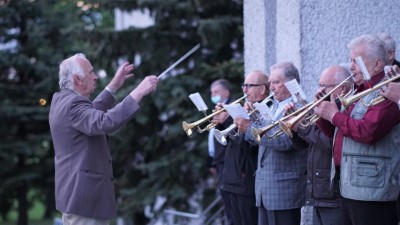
0, 0, 243, 224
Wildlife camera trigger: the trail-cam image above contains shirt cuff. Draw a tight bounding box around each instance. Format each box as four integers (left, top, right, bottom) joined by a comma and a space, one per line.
330, 111, 338, 124
105, 87, 116, 97
398, 99, 400, 110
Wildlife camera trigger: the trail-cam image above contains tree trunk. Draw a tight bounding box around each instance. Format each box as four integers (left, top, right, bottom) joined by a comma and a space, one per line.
17, 155, 28, 225
43, 187, 55, 219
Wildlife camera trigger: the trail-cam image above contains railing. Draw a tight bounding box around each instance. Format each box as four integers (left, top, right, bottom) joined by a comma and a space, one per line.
160, 196, 227, 225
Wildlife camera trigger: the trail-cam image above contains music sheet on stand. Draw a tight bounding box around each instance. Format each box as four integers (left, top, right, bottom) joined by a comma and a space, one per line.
284, 79, 307, 103
189, 92, 208, 111
253, 102, 273, 121
223, 103, 250, 119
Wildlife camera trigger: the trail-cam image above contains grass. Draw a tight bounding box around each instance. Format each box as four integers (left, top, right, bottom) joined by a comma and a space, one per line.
0, 189, 59, 225
0, 189, 121, 225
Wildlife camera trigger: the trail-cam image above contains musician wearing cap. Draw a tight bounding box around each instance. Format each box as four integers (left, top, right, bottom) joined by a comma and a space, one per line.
236, 62, 308, 225
211, 70, 269, 225
314, 34, 400, 225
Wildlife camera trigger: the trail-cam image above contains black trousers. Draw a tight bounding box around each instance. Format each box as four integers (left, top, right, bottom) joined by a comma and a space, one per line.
342, 197, 397, 225
258, 201, 299, 225
225, 191, 258, 225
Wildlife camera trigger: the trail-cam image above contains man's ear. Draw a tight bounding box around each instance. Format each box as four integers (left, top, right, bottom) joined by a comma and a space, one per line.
374, 58, 384, 73
73, 74, 82, 85
388, 50, 395, 62
261, 85, 267, 95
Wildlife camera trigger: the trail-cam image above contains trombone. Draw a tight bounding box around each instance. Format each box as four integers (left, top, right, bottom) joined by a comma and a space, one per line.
252, 75, 354, 142
340, 73, 400, 108
214, 93, 274, 145
182, 95, 247, 136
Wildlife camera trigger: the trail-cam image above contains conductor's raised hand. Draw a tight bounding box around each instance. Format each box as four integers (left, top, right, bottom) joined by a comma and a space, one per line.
107, 62, 135, 93
130, 75, 159, 102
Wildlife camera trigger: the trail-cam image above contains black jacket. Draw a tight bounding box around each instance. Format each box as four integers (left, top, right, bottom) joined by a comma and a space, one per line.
211, 98, 232, 166
219, 117, 258, 196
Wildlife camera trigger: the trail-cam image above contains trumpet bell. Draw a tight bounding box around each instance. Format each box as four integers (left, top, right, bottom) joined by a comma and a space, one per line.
214, 129, 228, 145
251, 127, 262, 143
182, 121, 193, 136
278, 120, 293, 138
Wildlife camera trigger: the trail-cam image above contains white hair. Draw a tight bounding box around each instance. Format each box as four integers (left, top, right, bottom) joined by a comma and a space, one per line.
347, 34, 387, 65
58, 53, 86, 90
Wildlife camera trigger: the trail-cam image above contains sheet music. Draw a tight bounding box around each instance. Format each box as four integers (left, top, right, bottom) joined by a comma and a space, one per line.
223, 103, 250, 120
253, 102, 273, 120
188, 92, 208, 111
355, 56, 371, 81
284, 79, 307, 103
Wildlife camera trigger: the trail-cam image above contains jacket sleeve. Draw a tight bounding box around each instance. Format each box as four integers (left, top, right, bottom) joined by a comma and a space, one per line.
69, 95, 140, 136
297, 124, 332, 153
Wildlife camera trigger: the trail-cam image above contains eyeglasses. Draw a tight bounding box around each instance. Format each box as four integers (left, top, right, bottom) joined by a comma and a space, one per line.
241, 83, 263, 89
318, 83, 338, 88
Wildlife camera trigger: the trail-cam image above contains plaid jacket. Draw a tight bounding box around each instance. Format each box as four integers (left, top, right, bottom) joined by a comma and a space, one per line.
245, 101, 308, 210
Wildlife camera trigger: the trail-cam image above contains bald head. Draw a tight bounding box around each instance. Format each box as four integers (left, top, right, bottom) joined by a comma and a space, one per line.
319, 65, 352, 97
243, 70, 269, 102
321, 65, 350, 83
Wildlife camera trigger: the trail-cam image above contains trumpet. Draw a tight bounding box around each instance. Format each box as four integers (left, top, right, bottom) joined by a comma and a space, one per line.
214, 93, 274, 145
251, 101, 312, 142
182, 95, 247, 136
252, 75, 354, 142
277, 75, 354, 138
340, 73, 400, 108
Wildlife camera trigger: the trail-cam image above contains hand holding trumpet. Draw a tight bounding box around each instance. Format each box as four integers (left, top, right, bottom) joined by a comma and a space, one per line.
314, 94, 339, 123
283, 102, 303, 132
211, 103, 230, 124
379, 65, 400, 104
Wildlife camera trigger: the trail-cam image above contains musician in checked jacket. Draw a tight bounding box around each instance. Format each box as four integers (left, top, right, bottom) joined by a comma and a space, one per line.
236, 62, 308, 225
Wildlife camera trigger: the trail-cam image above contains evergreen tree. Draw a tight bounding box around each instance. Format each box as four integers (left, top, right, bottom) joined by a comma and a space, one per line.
0, 0, 244, 224
0, 0, 97, 224
84, 1, 245, 223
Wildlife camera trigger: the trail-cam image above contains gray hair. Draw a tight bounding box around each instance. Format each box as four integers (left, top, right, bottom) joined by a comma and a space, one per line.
347, 34, 387, 65
58, 53, 86, 90
376, 32, 396, 52
211, 79, 232, 94
270, 62, 300, 83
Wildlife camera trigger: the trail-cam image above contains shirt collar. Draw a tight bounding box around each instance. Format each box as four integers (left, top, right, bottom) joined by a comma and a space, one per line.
359, 70, 385, 92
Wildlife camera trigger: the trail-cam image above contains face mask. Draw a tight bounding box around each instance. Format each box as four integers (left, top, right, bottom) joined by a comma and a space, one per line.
211, 95, 222, 104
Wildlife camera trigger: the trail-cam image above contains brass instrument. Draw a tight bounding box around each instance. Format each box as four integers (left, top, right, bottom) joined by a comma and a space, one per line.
252, 75, 355, 142
214, 93, 274, 145
340, 73, 400, 108
299, 82, 353, 128
182, 95, 247, 136
251, 101, 312, 142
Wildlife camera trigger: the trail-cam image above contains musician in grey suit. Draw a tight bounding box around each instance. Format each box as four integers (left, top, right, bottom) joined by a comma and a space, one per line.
236, 62, 308, 225
49, 53, 158, 225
